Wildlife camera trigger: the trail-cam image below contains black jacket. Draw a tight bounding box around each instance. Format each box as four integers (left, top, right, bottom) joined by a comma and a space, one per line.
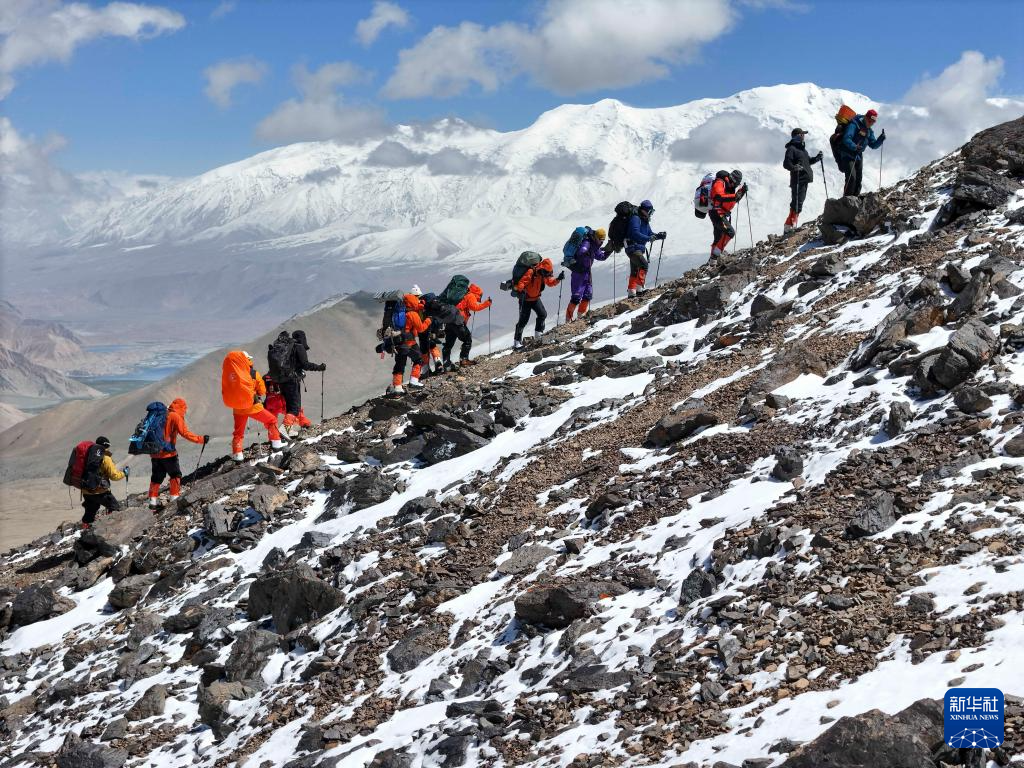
289, 330, 324, 378
783, 139, 817, 183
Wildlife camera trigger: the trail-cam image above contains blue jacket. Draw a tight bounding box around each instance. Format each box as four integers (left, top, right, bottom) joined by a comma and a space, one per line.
625, 214, 654, 253
840, 116, 884, 160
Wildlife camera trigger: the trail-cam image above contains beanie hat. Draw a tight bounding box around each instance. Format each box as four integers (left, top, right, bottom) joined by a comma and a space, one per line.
639, 200, 654, 211
242, 351, 253, 360
95, 436, 111, 449
865, 109, 878, 119
594, 227, 607, 241
410, 285, 422, 296
730, 169, 743, 184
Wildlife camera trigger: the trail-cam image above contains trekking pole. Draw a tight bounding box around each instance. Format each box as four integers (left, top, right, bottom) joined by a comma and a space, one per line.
654, 238, 665, 287
613, 252, 617, 306
879, 144, 883, 191
746, 196, 754, 250
124, 466, 130, 507
556, 281, 563, 327
820, 157, 829, 199
193, 441, 206, 478
320, 370, 325, 423
487, 305, 491, 355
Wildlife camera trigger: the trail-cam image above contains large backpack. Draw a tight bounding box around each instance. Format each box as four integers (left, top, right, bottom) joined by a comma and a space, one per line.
128, 402, 175, 455
829, 104, 856, 164
267, 335, 297, 381
439, 275, 471, 305
222, 351, 257, 410
693, 173, 715, 219
561, 226, 590, 272
373, 290, 406, 354
502, 251, 542, 297
607, 201, 637, 253
63, 440, 105, 491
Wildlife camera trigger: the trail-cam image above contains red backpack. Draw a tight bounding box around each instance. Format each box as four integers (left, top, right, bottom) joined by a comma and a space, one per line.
63, 441, 105, 490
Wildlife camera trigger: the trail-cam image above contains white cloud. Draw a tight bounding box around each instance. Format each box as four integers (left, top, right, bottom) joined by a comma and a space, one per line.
210, 0, 236, 19
0, 0, 185, 98
383, 0, 734, 98
669, 113, 788, 164
425, 148, 505, 176
530, 149, 606, 177
255, 61, 386, 144
203, 56, 267, 108
885, 51, 1023, 172
365, 140, 426, 167
356, 1, 409, 46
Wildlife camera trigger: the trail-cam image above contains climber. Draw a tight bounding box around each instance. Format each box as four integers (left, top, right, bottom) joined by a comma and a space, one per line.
391, 293, 431, 394
414, 287, 444, 377
148, 398, 208, 510
451, 283, 492, 365
514, 258, 563, 348
566, 227, 609, 321
839, 109, 885, 197
423, 294, 464, 372
710, 170, 747, 257
783, 129, 823, 232
223, 350, 285, 461
81, 437, 125, 529
263, 374, 286, 424
624, 201, 666, 297
267, 330, 326, 437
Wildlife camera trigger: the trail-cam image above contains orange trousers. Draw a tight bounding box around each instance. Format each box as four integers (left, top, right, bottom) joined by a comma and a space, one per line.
232, 409, 280, 453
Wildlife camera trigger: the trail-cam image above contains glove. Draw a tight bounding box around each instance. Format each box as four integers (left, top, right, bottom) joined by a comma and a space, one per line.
558, 271, 565, 281
815, 152, 824, 163
203, 435, 210, 445
318, 363, 327, 371
879, 130, 886, 141
656, 231, 667, 240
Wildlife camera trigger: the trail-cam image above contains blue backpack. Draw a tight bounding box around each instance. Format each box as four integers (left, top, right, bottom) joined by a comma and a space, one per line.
128, 402, 175, 455
561, 226, 590, 271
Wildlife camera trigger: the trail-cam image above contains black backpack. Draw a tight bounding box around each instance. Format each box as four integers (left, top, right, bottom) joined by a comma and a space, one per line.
607, 201, 637, 253
63, 440, 106, 491
267, 334, 297, 381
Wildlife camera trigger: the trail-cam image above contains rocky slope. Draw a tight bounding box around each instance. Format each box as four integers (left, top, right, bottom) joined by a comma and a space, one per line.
1, 118, 1023, 768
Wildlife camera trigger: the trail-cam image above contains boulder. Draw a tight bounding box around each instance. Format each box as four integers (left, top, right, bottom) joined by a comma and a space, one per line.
556, 664, 633, 693
248, 563, 345, 633
820, 193, 888, 244
772, 446, 804, 481
496, 545, 555, 576
885, 401, 913, 437
679, 568, 717, 605
368, 397, 416, 422
750, 294, 779, 317
421, 425, 489, 465
286, 445, 325, 474
584, 491, 630, 520
56, 732, 128, 768
163, 604, 207, 634
494, 392, 531, 427
953, 386, 993, 414
326, 469, 396, 515
781, 698, 942, 768
1004, 435, 1024, 458
944, 262, 972, 292
514, 580, 627, 629
387, 626, 445, 673
108, 573, 159, 610
846, 492, 898, 538
197, 679, 261, 740
951, 165, 1022, 212
249, 484, 287, 517
74, 529, 120, 565
962, 115, 1024, 175
750, 341, 829, 394
646, 409, 719, 447
126, 611, 163, 651
203, 503, 235, 538
946, 272, 991, 321
179, 466, 257, 508
225, 627, 283, 684
11, 583, 76, 627
926, 318, 999, 391
809, 254, 846, 278
125, 683, 167, 721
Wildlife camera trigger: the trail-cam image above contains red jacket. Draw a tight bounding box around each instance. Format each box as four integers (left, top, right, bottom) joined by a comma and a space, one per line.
711, 178, 740, 214
515, 258, 559, 301
402, 294, 430, 346
456, 284, 492, 321
154, 398, 203, 459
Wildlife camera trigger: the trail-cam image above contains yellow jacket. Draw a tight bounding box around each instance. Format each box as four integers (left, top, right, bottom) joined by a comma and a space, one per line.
83, 452, 125, 495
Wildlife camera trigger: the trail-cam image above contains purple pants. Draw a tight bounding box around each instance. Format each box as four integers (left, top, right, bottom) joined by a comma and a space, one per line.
570, 269, 592, 303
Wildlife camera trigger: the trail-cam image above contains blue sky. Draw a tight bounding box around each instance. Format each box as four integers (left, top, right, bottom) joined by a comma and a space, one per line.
3, 0, 1023, 176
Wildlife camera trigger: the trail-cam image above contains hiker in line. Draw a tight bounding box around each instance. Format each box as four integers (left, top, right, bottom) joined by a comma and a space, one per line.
451, 283, 492, 365
263, 374, 286, 424
268, 330, 326, 437
223, 350, 285, 461
566, 227, 608, 321
710, 170, 746, 257
838, 109, 885, 196
148, 398, 207, 509
81, 437, 125, 529
391, 293, 431, 394
513, 258, 562, 349
414, 287, 444, 377
783, 129, 823, 232
625, 201, 666, 297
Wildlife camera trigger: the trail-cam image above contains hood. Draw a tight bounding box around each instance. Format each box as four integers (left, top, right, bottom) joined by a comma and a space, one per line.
291, 330, 309, 350
169, 398, 187, 415
403, 294, 424, 310
537, 258, 554, 274
468, 284, 483, 297
785, 138, 804, 149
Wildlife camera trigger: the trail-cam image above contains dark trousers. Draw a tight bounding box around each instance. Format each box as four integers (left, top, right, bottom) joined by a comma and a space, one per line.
790, 178, 808, 213
393, 345, 417, 376
443, 324, 472, 362
514, 297, 547, 341
843, 155, 863, 196
150, 456, 182, 484
627, 249, 649, 278
279, 378, 301, 416
82, 491, 120, 525
710, 209, 735, 243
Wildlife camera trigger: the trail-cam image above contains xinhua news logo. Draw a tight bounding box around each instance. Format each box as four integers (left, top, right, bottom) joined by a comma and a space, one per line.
944, 688, 1004, 749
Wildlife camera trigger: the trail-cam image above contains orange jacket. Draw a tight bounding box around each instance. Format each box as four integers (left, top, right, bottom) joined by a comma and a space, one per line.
402, 294, 430, 346
154, 398, 203, 459
515, 258, 559, 301
456, 284, 492, 321
234, 370, 268, 416
711, 178, 739, 214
